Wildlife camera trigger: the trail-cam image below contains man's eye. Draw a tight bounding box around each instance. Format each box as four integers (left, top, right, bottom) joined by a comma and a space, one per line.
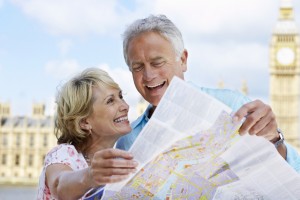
152, 61, 165, 67
132, 65, 143, 72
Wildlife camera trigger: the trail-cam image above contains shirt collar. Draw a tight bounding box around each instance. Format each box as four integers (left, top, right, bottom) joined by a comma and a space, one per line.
131, 104, 153, 128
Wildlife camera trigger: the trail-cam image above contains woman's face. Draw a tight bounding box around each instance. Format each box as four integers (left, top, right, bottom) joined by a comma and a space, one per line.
86, 86, 131, 138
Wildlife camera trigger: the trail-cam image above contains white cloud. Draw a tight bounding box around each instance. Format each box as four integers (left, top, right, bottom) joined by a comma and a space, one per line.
150, 0, 277, 35
8, 0, 300, 117
185, 41, 269, 98
44, 59, 81, 79
11, 0, 127, 36
58, 39, 72, 56
188, 42, 268, 71
11, 0, 299, 40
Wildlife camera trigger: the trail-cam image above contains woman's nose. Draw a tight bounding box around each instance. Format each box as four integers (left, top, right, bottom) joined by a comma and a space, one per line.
119, 100, 129, 111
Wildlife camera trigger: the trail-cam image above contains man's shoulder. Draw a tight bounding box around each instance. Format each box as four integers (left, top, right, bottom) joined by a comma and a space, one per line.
200, 87, 242, 97
197, 86, 251, 111
131, 113, 145, 129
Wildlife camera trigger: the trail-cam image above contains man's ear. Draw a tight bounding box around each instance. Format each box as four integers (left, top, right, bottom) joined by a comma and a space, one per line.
79, 118, 91, 131
180, 49, 188, 72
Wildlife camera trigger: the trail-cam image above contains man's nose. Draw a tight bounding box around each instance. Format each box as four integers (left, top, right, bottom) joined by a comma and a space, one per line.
143, 66, 156, 81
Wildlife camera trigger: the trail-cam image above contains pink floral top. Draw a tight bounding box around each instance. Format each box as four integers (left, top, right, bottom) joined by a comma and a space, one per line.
36, 144, 88, 200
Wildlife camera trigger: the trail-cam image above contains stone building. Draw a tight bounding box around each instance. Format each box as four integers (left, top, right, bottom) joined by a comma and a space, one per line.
0, 103, 56, 185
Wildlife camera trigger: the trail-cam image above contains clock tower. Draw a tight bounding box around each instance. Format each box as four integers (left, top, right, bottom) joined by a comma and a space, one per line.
270, 0, 300, 150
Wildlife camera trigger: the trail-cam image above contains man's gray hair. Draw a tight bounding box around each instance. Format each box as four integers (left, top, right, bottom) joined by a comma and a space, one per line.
122, 14, 185, 70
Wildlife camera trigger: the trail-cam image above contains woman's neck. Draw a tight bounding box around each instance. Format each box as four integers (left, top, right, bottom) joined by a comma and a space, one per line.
86, 137, 119, 154
83, 136, 118, 161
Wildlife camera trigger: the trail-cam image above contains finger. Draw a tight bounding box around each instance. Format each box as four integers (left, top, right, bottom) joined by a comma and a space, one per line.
94, 167, 137, 176
238, 104, 269, 135
98, 158, 138, 168
233, 100, 262, 122
238, 113, 260, 136
255, 120, 278, 141
248, 111, 275, 136
106, 174, 131, 183
94, 174, 131, 185
95, 148, 134, 159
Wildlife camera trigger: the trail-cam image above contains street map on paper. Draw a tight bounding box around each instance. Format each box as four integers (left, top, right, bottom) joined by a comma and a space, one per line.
103, 77, 300, 200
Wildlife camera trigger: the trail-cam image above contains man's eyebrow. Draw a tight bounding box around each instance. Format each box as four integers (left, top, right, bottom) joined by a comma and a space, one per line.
131, 57, 164, 66
131, 61, 143, 66
151, 56, 163, 61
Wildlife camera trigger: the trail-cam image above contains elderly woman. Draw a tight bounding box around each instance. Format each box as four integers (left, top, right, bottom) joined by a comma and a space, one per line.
37, 68, 138, 200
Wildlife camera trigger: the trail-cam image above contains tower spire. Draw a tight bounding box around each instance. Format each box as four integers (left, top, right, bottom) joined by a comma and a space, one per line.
279, 0, 294, 20
273, 0, 298, 35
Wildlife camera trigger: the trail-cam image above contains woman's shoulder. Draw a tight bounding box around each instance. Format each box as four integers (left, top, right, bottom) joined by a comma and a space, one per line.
47, 143, 77, 157
44, 144, 87, 169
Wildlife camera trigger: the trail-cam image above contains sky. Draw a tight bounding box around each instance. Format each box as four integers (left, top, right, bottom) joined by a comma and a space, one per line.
0, 0, 300, 121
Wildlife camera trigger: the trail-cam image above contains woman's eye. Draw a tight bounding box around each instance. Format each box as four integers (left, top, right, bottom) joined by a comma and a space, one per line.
107, 98, 114, 104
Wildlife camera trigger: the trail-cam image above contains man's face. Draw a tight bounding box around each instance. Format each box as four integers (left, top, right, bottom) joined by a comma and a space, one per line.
127, 31, 187, 106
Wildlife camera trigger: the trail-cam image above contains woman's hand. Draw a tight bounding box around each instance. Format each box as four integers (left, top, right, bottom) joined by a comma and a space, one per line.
88, 148, 138, 187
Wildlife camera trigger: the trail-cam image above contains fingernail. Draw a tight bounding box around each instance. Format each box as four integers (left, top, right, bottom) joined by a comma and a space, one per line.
239, 131, 246, 136
232, 116, 239, 123
133, 161, 138, 166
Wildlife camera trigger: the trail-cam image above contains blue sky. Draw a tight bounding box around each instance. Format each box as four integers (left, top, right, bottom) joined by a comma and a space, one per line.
0, 0, 299, 120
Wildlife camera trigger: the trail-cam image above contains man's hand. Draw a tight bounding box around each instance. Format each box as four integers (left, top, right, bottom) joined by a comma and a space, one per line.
233, 100, 278, 141
233, 100, 286, 159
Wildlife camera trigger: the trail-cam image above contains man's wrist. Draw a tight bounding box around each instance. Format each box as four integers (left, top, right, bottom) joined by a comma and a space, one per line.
271, 128, 285, 148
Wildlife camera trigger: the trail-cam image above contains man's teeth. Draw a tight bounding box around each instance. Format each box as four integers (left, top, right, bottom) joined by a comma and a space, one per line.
147, 82, 164, 88
114, 116, 128, 123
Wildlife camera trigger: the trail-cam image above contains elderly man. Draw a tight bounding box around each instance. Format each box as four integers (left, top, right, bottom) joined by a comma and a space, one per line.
117, 14, 300, 173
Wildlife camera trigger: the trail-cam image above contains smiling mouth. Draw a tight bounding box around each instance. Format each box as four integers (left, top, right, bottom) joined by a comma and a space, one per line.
114, 116, 128, 123
145, 81, 166, 90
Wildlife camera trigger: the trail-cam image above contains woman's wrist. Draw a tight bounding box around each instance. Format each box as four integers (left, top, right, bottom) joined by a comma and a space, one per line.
81, 167, 94, 190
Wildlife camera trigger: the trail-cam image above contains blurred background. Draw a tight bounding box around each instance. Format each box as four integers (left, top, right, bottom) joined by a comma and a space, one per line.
0, 0, 299, 199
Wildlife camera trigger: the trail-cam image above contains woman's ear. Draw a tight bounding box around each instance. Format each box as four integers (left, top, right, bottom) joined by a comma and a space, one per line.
79, 118, 91, 131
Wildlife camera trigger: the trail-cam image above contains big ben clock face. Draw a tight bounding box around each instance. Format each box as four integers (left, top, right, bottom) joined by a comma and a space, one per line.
276, 47, 295, 65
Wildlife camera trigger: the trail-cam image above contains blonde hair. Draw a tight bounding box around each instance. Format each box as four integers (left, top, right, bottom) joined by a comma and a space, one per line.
55, 68, 120, 152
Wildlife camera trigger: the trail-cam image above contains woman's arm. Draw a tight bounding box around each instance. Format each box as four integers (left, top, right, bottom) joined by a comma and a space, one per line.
46, 148, 138, 200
